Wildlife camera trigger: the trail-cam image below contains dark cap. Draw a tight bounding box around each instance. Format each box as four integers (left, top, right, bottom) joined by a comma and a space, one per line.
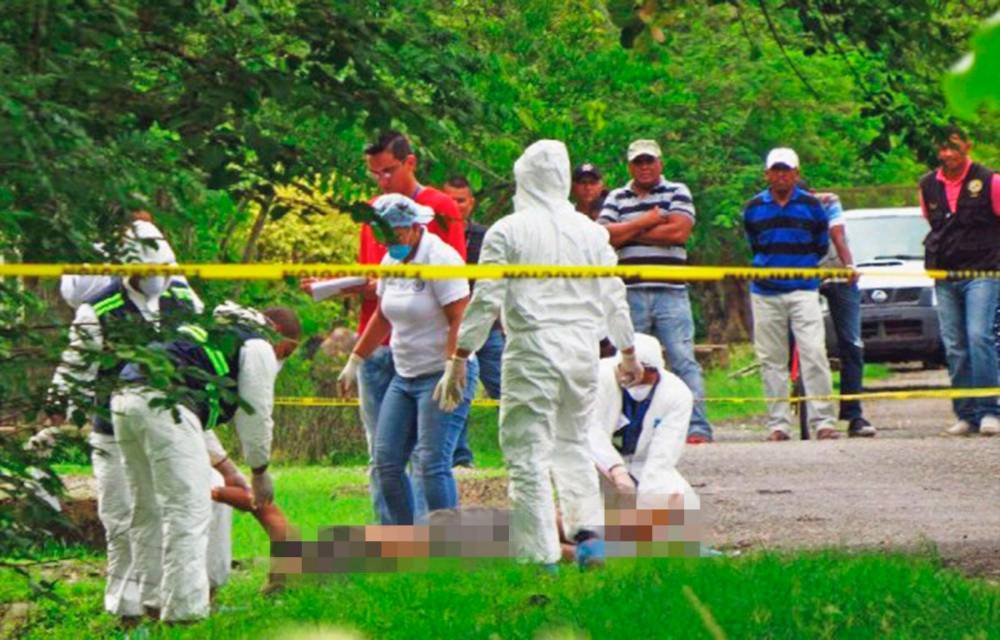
572, 163, 602, 181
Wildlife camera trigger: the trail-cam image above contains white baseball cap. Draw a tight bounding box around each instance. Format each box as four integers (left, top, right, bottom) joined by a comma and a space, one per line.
627, 139, 662, 162
765, 147, 799, 170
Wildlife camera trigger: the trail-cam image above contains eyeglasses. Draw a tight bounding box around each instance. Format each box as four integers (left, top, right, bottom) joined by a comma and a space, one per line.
368, 163, 403, 182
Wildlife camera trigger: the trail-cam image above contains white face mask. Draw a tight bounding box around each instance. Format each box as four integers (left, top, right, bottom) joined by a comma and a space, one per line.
137, 276, 168, 299
625, 383, 654, 402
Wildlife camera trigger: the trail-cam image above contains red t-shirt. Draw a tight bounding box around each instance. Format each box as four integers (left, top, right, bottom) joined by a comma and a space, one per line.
358, 186, 466, 334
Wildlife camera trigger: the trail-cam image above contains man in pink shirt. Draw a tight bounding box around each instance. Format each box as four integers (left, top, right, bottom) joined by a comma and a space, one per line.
919, 126, 1000, 436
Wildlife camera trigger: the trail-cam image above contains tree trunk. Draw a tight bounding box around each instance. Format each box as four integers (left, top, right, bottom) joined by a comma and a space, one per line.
240, 195, 274, 264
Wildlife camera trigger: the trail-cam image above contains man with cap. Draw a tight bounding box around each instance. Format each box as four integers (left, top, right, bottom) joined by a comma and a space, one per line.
743, 148, 838, 441
571, 163, 608, 220
442, 175, 504, 467
598, 139, 715, 444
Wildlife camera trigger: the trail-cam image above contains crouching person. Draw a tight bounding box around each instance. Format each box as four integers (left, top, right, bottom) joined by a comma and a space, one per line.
590, 333, 700, 512
111, 303, 300, 622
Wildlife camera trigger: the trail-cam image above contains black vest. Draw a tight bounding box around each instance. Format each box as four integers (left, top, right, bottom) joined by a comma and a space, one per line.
121, 324, 261, 430
921, 162, 999, 271
82, 279, 199, 434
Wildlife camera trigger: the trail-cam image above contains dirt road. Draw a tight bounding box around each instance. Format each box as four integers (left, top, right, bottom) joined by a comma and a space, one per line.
690, 367, 1000, 579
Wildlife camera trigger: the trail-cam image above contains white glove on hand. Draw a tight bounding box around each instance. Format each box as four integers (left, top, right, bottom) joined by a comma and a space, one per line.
609, 465, 637, 495
251, 470, 274, 508
616, 350, 645, 387
337, 353, 364, 397
432, 356, 468, 412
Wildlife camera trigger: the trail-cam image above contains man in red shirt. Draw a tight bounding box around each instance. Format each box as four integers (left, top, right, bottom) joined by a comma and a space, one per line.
302, 130, 466, 521
919, 126, 1000, 437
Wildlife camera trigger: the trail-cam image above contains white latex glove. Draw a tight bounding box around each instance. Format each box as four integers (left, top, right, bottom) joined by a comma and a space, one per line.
609, 465, 637, 495
616, 350, 645, 388
251, 470, 274, 508
337, 353, 364, 397
432, 356, 468, 412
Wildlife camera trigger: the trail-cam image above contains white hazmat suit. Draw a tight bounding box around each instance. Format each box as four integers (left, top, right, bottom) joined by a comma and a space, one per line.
590, 334, 700, 511
50, 225, 230, 618
454, 140, 636, 564
112, 302, 278, 621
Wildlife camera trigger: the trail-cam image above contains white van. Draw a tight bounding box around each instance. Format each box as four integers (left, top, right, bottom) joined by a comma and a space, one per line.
822, 207, 945, 365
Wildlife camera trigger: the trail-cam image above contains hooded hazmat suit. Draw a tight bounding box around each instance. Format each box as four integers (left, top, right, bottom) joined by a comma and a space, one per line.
49, 224, 228, 617
455, 140, 636, 564
590, 334, 700, 511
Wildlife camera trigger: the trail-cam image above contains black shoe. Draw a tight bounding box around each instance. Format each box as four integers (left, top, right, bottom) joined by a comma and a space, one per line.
847, 418, 876, 438
452, 458, 475, 469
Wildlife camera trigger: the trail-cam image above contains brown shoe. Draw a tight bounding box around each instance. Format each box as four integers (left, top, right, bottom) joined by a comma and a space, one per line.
816, 427, 841, 440
767, 430, 790, 442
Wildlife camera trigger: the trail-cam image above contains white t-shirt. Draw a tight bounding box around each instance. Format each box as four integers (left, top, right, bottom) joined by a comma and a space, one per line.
377, 231, 470, 378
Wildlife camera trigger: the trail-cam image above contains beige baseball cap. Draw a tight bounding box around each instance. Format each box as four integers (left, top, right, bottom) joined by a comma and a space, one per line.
627, 139, 662, 162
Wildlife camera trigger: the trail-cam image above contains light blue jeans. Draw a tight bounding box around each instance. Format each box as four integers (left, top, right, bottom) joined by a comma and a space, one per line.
454, 327, 503, 466
358, 346, 425, 523
626, 286, 713, 439
374, 362, 477, 525
935, 279, 1000, 427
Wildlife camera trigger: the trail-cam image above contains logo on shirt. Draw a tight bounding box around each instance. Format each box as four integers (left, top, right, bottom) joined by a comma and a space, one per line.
386, 278, 426, 293
968, 179, 983, 198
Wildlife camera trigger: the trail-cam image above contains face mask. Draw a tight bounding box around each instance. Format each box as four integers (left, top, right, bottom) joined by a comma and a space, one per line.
137, 276, 167, 299
388, 244, 411, 260
625, 383, 653, 402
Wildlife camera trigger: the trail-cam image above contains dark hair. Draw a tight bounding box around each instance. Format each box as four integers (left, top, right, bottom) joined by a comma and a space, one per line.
935, 124, 969, 146
263, 307, 302, 340
365, 130, 412, 161
444, 175, 471, 190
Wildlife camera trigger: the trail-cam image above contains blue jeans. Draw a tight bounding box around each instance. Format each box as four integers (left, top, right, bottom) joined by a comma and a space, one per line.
627, 287, 713, 439
374, 364, 477, 525
935, 279, 1000, 427
454, 327, 503, 466
358, 347, 425, 523
821, 282, 864, 421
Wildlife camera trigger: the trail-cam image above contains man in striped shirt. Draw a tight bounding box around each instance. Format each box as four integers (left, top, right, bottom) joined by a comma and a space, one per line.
598, 139, 714, 444
743, 148, 838, 441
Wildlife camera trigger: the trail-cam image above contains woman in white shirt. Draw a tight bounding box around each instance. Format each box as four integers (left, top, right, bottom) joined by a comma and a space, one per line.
338, 194, 476, 524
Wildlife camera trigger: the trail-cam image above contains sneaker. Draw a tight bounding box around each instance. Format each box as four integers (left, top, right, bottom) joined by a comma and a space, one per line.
575, 538, 606, 570
816, 427, 841, 440
767, 430, 790, 442
847, 418, 877, 438
944, 420, 973, 436
686, 434, 713, 445
452, 458, 475, 469
980, 415, 1000, 436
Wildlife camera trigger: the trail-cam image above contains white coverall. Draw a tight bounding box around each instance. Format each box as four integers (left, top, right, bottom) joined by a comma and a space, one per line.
112, 303, 278, 621
590, 334, 700, 511
455, 140, 636, 564
51, 258, 229, 618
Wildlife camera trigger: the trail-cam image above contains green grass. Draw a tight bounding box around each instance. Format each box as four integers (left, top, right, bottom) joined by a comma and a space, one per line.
4, 465, 998, 639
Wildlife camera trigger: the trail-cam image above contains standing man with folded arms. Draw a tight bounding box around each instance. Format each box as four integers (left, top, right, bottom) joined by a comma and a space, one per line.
598, 140, 714, 444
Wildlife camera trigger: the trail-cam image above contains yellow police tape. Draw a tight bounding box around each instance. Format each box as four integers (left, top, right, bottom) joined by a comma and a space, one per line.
275, 386, 1000, 408
3, 262, 1000, 282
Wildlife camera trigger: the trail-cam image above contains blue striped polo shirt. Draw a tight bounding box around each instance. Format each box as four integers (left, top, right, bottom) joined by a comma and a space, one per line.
742, 185, 829, 295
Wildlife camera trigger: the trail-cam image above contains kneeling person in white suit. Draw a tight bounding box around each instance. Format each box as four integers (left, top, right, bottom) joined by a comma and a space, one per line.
591, 334, 700, 512
111, 303, 300, 622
